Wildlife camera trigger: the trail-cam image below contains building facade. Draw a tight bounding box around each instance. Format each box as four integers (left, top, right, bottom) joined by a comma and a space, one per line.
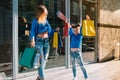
0, 0, 119, 79
97, 0, 120, 61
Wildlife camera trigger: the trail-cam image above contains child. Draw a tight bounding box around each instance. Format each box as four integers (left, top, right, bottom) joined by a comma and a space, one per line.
69, 24, 89, 80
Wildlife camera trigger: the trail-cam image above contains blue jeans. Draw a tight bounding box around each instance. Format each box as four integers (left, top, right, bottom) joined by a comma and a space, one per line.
70, 50, 88, 79
35, 37, 50, 79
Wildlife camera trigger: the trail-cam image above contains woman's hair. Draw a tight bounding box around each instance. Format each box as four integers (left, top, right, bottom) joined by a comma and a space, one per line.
36, 5, 48, 19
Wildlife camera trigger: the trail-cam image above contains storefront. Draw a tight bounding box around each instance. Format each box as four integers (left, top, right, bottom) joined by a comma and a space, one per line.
0, 0, 97, 79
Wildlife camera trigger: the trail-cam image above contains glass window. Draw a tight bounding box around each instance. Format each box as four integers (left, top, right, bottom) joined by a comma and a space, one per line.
0, 0, 13, 77
18, 0, 37, 73
71, 0, 80, 24
70, 0, 97, 63
18, 0, 65, 73
44, 0, 49, 11
82, 5, 87, 19
72, 2, 79, 16
90, 7, 96, 21
82, 1, 96, 63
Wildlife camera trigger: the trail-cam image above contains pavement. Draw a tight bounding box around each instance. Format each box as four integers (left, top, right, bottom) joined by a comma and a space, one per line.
16, 59, 120, 80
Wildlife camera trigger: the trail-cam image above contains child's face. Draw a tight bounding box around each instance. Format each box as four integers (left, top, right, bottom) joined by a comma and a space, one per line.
73, 27, 80, 35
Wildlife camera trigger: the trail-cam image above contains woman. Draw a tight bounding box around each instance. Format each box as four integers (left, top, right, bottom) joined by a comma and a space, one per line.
30, 5, 51, 80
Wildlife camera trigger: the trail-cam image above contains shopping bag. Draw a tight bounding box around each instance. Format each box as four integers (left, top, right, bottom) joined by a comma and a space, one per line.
63, 22, 69, 37
53, 32, 58, 48
82, 20, 96, 36
19, 47, 36, 68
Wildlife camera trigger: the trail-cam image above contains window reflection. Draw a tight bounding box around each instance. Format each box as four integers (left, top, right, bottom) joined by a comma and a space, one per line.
18, 0, 65, 73
72, 2, 79, 16
82, 1, 96, 62
18, 0, 97, 73
0, 0, 13, 76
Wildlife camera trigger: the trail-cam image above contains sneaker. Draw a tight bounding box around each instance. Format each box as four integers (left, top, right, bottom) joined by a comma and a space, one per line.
34, 63, 40, 68
72, 77, 78, 80
36, 76, 40, 80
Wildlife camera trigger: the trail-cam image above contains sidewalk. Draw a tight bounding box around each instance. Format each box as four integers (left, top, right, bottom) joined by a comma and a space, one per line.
17, 60, 120, 80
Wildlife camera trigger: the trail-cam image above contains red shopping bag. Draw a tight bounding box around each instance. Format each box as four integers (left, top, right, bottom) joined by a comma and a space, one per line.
63, 22, 69, 37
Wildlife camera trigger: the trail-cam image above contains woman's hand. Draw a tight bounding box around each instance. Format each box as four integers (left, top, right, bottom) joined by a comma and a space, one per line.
30, 39, 35, 47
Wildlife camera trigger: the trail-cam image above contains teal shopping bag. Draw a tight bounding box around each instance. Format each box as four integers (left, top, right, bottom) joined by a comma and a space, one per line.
19, 47, 36, 68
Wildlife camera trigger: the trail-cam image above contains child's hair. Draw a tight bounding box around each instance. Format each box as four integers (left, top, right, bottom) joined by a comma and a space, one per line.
71, 24, 80, 28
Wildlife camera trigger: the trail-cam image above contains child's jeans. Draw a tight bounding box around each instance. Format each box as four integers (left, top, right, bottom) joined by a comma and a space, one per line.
70, 50, 88, 79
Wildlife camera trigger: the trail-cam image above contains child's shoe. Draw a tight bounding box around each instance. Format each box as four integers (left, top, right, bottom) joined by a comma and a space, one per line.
72, 77, 78, 80
85, 78, 90, 80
